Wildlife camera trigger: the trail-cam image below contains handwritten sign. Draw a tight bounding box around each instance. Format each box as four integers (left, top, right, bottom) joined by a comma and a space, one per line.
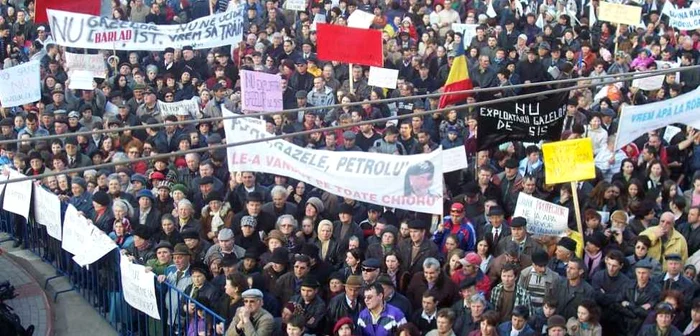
348, 9, 375, 28
64, 52, 106, 78
68, 70, 96, 90
2, 170, 32, 220
442, 146, 468, 173
159, 99, 200, 117
513, 193, 569, 236
240, 70, 283, 112
542, 138, 596, 184
0, 61, 41, 107
284, 0, 307, 11
120, 256, 161, 320
33, 184, 62, 240
73, 226, 117, 267
61, 204, 91, 256
368, 66, 399, 89
598, 2, 643, 26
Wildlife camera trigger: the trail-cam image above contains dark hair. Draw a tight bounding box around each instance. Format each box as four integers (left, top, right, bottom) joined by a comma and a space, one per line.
287, 315, 306, 330
501, 263, 519, 277
364, 282, 384, 296
512, 305, 529, 319
605, 249, 625, 265
437, 308, 456, 324
481, 310, 500, 327
225, 273, 249, 295
660, 290, 685, 312
395, 323, 421, 336
635, 235, 652, 249
579, 299, 601, 324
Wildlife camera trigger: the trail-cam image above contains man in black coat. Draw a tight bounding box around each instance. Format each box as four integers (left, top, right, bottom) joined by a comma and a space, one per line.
325, 275, 364, 334
547, 258, 595, 320
515, 50, 547, 95
653, 253, 696, 299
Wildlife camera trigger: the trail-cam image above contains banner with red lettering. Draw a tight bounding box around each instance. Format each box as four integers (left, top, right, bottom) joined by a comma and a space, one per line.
47, 7, 244, 51
316, 24, 384, 67
222, 108, 443, 214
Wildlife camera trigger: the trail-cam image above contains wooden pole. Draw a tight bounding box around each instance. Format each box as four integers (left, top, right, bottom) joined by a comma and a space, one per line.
349, 63, 354, 94
570, 181, 584, 234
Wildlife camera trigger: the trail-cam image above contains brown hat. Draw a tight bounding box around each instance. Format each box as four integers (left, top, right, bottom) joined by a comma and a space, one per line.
172, 243, 191, 256
345, 275, 363, 288
265, 230, 287, 245
547, 315, 567, 330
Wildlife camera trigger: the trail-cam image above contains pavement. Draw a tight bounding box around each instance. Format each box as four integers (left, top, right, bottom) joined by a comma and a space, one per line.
0, 232, 117, 336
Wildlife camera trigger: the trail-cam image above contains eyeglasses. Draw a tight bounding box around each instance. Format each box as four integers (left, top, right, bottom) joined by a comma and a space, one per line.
362, 268, 377, 272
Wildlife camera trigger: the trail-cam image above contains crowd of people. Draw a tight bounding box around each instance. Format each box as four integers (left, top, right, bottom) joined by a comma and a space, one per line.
2, 0, 700, 335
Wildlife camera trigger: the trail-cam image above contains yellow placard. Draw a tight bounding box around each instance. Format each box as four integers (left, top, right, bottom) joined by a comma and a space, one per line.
542, 138, 596, 184
598, 2, 643, 26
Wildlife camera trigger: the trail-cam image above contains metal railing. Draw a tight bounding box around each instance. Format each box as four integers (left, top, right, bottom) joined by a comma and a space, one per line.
0, 208, 226, 336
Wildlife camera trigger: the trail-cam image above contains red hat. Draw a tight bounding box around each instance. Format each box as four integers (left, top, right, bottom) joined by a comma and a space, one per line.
333, 317, 354, 335
459, 252, 482, 267
150, 171, 166, 180
450, 202, 464, 212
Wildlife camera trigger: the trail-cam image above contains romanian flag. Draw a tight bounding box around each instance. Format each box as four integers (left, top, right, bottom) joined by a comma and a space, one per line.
439, 42, 473, 108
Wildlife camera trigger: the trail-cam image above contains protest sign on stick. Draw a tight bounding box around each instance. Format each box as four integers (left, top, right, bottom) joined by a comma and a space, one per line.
64, 52, 106, 78
542, 138, 596, 234
598, 2, 643, 26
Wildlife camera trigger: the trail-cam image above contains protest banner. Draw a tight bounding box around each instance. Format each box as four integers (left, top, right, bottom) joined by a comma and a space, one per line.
120, 256, 161, 320
476, 93, 568, 150
664, 125, 682, 143
48, 6, 244, 51
68, 70, 96, 90
1, 169, 32, 220
240, 70, 283, 112
223, 108, 444, 214
368, 66, 399, 89
61, 204, 91, 256
316, 24, 383, 67
631, 60, 679, 90
158, 99, 200, 117
542, 138, 596, 185
64, 51, 106, 78
615, 87, 700, 150
284, 0, 307, 11
451, 23, 478, 47
513, 193, 569, 236
348, 10, 376, 28
33, 184, 62, 241
443, 146, 468, 173
73, 228, 117, 267
598, 1, 643, 26
0, 61, 41, 107
668, 7, 700, 30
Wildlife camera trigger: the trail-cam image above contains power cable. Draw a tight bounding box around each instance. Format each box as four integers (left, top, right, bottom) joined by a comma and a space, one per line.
0, 70, 680, 185
0, 64, 694, 146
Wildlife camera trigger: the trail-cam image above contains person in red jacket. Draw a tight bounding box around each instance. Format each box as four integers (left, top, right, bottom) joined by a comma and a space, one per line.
451, 252, 491, 299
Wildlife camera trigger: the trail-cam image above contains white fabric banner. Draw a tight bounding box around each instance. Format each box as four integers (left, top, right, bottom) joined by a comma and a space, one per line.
368, 67, 399, 89
120, 255, 161, 320
223, 109, 444, 214
0, 61, 41, 107
668, 7, 700, 30
158, 99, 200, 117
615, 87, 700, 150
61, 204, 92, 256
513, 193, 569, 236
451, 23, 479, 47
64, 52, 107, 78
2, 169, 32, 220
33, 184, 62, 240
48, 7, 244, 50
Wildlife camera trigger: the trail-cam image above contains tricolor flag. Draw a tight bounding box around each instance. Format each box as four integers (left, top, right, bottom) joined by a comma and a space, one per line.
439, 42, 473, 108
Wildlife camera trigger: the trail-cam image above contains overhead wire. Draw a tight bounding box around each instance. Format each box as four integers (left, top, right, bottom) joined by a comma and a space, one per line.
0, 67, 688, 185
0, 64, 695, 146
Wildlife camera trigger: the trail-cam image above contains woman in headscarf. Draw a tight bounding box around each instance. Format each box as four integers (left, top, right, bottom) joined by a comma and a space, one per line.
365, 225, 399, 260
314, 219, 340, 266
200, 194, 234, 243
108, 199, 134, 248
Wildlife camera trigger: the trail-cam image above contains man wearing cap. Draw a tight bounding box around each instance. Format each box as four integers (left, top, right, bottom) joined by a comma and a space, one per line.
434, 202, 477, 253
398, 219, 439, 274
482, 206, 511, 251
159, 243, 193, 324
333, 203, 365, 257
618, 259, 661, 334
548, 258, 594, 320
64, 137, 92, 169
274, 254, 312, 304
229, 172, 271, 213
327, 275, 364, 334
496, 217, 543, 257
489, 240, 533, 286
136, 86, 162, 121
226, 288, 274, 336
546, 315, 567, 336
182, 229, 211, 264
231, 192, 275, 237
290, 277, 326, 335
548, 237, 577, 277
518, 250, 560, 308
641, 212, 689, 269
338, 130, 363, 152
133, 189, 161, 230
495, 158, 523, 214
653, 253, 695, 298
205, 228, 245, 265
376, 273, 412, 317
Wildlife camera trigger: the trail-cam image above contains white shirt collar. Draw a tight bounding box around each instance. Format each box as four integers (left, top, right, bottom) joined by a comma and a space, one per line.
664, 273, 680, 282
421, 310, 437, 322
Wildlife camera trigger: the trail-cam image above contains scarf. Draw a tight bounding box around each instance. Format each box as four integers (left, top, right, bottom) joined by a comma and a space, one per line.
209, 210, 225, 233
